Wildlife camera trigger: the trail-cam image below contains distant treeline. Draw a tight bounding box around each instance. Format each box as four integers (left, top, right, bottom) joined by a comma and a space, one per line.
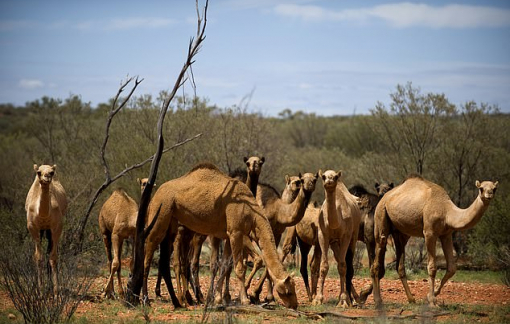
0, 82, 509, 269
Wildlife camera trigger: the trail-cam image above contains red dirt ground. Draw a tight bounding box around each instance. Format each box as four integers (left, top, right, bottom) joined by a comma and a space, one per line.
1, 267, 509, 323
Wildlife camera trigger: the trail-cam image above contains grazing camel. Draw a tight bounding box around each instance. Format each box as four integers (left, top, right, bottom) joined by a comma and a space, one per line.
143, 163, 298, 309
314, 170, 361, 307
349, 182, 393, 303
98, 178, 149, 299
26, 164, 67, 296
249, 172, 318, 302
371, 175, 498, 308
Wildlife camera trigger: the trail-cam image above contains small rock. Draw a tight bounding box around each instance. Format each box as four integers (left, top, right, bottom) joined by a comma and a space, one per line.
8, 314, 16, 320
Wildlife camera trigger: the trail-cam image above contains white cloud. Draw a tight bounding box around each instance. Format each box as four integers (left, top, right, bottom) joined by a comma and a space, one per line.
274, 3, 510, 28
106, 17, 176, 30
18, 79, 44, 90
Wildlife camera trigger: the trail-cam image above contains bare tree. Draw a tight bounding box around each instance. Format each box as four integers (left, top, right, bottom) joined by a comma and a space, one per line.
75, 77, 202, 251
126, 0, 208, 305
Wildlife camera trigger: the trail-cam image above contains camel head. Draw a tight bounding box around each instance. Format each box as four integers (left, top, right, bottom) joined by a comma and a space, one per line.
34, 164, 56, 185
137, 178, 154, 194
301, 172, 318, 194
476, 180, 498, 202
319, 170, 341, 192
244, 156, 265, 176
375, 182, 394, 197
285, 174, 301, 193
273, 275, 298, 309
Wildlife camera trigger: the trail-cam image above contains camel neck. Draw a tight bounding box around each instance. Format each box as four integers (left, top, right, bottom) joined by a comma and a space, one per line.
246, 173, 259, 198
447, 194, 490, 231
324, 187, 340, 229
277, 186, 310, 227
252, 212, 288, 280
37, 181, 51, 218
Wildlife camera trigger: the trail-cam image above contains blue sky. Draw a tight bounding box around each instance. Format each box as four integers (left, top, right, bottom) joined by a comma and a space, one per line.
1, 0, 509, 116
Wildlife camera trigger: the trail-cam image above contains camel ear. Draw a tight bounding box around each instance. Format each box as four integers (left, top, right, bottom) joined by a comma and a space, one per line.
494, 181, 499, 188
260, 157, 265, 164
285, 175, 290, 184
137, 178, 141, 185
52, 164, 57, 170
375, 182, 380, 190
337, 170, 342, 178
318, 169, 323, 178
33, 164, 38, 171
314, 172, 319, 180
390, 182, 394, 188
476, 180, 481, 188
243, 157, 248, 163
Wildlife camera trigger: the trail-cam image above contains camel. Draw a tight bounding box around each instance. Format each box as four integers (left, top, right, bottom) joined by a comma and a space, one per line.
314, 170, 361, 307
371, 175, 499, 308
349, 182, 393, 303
249, 172, 318, 302
169, 156, 267, 306
26, 164, 67, 296
98, 178, 150, 299
280, 181, 394, 304
143, 163, 298, 309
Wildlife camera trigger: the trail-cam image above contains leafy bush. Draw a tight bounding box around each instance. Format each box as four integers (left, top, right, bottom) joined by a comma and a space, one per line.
469, 193, 510, 277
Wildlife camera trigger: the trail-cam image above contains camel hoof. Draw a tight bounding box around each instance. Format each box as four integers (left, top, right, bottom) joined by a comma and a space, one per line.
312, 297, 323, 306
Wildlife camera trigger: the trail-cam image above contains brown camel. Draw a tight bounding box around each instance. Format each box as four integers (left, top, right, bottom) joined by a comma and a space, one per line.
315, 170, 361, 307
348, 182, 393, 303
26, 164, 67, 296
143, 163, 298, 309
280, 181, 394, 304
98, 178, 149, 298
249, 172, 318, 302
371, 175, 498, 308
173, 156, 267, 306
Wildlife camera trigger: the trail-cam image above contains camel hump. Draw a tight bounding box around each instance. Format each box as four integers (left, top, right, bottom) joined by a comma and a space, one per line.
190, 162, 221, 173
404, 173, 423, 181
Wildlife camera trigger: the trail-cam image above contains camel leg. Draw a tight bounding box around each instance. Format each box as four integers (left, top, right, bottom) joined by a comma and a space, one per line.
313, 226, 329, 305
214, 239, 233, 305
106, 234, 124, 298
245, 237, 263, 291
173, 226, 187, 306
281, 226, 297, 263
394, 231, 414, 303
345, 243, 360, 306
424, 232, 438, 306
190, 234, 206, 304
230, 232, 250, 305
48, 229, 59, 297
330, 241, 350, 308
435, 235, 456, 297
359, 237, 375, 304
310, 245, 321, 299
30, 228, 44, 289
101, 232, 115, 298
297, 237, 312, 301
372, 206, 390, 309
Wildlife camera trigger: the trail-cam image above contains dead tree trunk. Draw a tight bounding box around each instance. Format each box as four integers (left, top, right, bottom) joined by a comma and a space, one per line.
125, 0, 208, 305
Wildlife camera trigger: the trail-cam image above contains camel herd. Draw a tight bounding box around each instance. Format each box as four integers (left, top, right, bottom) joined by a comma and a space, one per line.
25, 159, 498, 310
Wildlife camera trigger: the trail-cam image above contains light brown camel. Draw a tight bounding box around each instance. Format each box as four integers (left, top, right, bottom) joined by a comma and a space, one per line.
315, 170, 361, 307
26, 164, 67, 296
348, 182, 393, 303
143, 163, 298, 309
249, 172, 318, 302
174, 156, 267, 306
98, 178, 150, 299
371, 175, 498, 308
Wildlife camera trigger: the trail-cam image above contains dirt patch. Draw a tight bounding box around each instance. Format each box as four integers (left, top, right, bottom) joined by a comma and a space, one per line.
1, 272, 509, 323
